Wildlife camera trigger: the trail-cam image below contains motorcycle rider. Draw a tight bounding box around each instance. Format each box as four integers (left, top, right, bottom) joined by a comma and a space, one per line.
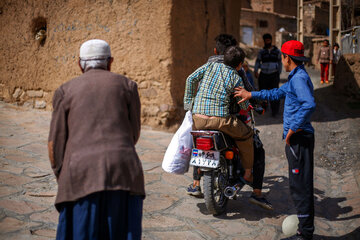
186, 34, 272, 210
184, 41, 273, 210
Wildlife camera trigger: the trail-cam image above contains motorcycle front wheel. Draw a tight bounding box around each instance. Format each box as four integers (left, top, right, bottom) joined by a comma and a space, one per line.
203, 156, 228, 215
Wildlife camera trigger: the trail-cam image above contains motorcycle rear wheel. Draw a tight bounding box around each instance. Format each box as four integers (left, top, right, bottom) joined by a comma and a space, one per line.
203, 156, 228, 215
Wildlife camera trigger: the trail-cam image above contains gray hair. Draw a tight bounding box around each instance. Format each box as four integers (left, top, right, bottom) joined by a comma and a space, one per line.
79, 58, 110, 72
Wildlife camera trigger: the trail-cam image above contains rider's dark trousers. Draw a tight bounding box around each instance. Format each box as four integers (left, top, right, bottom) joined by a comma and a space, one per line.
258, 72, 280, 116
285, 131, 315, 239
252, 141, 265, 190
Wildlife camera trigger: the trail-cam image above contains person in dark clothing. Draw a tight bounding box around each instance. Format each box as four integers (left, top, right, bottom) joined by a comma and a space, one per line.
235, 40, 316, 240
254, 33, 282, 116
186, 34, 272, 211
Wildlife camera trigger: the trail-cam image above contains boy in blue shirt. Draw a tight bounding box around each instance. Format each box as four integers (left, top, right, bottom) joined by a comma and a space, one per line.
234, 40, 316, 240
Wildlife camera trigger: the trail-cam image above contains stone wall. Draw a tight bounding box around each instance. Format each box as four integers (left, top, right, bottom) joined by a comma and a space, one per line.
0, 0, 240, 131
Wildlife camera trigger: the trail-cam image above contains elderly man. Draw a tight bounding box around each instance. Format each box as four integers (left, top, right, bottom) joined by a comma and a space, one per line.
48, 39, 144, 240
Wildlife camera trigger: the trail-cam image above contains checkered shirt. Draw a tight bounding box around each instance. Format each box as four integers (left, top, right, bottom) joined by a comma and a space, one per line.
183, 62, 250, 117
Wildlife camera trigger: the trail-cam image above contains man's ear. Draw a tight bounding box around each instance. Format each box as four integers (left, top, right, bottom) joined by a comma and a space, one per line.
78, 59, 84, 73
107, 57, 114, 71
214, 48, 218, 55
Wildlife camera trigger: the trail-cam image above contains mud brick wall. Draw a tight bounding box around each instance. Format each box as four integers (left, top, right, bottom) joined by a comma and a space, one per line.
0, 0, 240, 131
334, 54, 360, 99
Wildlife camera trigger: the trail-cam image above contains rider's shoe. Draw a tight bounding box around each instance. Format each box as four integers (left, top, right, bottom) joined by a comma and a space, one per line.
249, 193, 273, 210
186, 184, 202, 196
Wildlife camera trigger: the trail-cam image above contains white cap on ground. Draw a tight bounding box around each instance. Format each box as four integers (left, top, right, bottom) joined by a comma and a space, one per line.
80, 39, 111, 60
282, 214, 299, 237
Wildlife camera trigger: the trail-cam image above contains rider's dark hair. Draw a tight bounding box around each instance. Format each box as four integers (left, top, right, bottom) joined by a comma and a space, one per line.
215, 34, 238, 55
224, 46, 245, 69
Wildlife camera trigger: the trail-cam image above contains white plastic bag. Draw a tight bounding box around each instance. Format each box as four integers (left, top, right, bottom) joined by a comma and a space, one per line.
162, 111, 193, 174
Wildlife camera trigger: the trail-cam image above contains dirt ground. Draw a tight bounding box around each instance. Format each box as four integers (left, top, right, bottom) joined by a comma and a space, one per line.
254, 66, 360, 175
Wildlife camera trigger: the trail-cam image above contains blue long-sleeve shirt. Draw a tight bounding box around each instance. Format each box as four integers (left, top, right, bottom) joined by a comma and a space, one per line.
251, 65, 316, 139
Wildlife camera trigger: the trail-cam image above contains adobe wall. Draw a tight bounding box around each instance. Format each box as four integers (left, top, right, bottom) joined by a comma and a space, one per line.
250, 0, 274, 13
0, 0, 173, 129
334, 54, 360, 99
0, 0, 240, 131
304, 2, 329, 35
240, 9, 296, 48
246, 0, 296, 16
273, 0, 297, 17
169, 0, 240, 126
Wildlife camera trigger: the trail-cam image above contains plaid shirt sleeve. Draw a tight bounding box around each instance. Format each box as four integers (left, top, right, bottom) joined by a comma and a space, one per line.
183, 63, 208, 110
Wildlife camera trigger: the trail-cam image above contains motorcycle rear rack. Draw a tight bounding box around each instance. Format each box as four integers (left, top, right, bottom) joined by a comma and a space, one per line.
190, 130, 228, 151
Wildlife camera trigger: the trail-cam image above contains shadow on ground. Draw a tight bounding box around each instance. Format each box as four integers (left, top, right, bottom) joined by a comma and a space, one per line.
196, 176, 359, 221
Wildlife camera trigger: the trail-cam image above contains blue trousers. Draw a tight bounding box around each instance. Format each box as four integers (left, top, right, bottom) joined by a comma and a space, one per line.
56, 190, 143, 240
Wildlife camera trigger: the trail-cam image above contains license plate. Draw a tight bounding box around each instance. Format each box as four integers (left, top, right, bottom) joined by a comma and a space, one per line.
190, 149, 220, 168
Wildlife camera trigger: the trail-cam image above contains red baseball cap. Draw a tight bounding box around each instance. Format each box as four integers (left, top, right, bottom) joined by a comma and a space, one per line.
281, 40, 309, 62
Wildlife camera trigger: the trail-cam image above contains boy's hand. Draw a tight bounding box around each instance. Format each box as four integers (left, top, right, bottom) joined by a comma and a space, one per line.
285, 129, 295, 145
234, 87, 251, 104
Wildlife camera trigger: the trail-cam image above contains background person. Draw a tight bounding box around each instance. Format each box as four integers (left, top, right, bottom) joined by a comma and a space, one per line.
48, 39, 145, 240
332, 43, 341, 77
254, 33, 282, 117
317, 40, 333, 84
235, 40, 316, 240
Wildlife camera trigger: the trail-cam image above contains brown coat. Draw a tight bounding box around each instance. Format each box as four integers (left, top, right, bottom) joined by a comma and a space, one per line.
317, 46, 333, 64
48, 68, 144, 210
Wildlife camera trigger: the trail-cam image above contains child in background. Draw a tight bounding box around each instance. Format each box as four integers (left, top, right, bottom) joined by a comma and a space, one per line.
317, 40, 333, 84
333, 43, 341, 77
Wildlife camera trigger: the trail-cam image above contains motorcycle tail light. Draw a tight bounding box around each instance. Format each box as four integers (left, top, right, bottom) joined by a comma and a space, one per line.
196, 137, 214, 150
225, 151, 234, 160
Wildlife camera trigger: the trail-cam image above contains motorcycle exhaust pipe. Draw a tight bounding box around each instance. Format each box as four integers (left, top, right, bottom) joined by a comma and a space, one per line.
224, 183, 244, 199
224, 186, 237, 198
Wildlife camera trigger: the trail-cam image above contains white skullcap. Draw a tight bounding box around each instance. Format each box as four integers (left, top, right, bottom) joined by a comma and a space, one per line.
79, 39, 111, 60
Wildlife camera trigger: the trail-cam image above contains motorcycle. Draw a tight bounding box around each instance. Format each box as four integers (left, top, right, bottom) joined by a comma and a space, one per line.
189, 107, 264, 215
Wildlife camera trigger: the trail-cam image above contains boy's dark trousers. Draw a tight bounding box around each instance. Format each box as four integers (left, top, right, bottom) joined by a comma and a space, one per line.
258, 72, 280, 116
285, 131, 315, 240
